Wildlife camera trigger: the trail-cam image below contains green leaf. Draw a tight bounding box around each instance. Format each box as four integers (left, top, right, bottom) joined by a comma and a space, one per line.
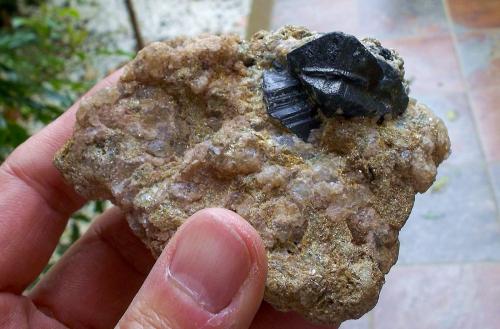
0, 32, 37, 48
430, 176, 449, 193
94, 200, 105, 213
446, 110, 459, 122
73, 213, 91, 222
422, 211, 445, 220
69, 221, 81, 244
11, 17, 28, 28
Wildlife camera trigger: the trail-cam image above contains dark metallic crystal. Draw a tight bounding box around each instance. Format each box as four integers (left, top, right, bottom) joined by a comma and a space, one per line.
262, 67, 320, 140
287, 32, 383, 90
287, 32, 409, 118
262, 31, 409, 140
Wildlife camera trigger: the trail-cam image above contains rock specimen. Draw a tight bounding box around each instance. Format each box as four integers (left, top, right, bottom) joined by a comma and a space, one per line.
263, 32, 409, 140
54, 26, 450, 326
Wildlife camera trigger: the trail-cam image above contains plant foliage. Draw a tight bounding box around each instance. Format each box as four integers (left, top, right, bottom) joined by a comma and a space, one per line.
1, 1, 130, 272
0, 1, 120, 160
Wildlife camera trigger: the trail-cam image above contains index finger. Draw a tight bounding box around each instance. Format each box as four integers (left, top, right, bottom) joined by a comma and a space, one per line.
0, 68, 123, 293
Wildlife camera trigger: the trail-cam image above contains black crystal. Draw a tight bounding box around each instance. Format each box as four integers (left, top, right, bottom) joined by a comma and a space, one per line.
262, 31, 409, 140
287, 32, 383, 90
262, 66, 320, 140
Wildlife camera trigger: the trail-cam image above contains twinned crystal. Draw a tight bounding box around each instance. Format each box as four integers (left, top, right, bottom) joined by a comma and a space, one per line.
55, 26, 450, 326
263, 32, 409, 140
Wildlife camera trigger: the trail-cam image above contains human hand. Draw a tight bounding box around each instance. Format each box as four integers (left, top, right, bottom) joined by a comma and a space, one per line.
0, 70, 336, 329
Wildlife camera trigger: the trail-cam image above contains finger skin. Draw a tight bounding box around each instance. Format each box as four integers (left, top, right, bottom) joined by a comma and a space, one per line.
0, 69, 123, 293
29, 207, 154, 329
118, 208, 268, 329
0, 293, 66, 329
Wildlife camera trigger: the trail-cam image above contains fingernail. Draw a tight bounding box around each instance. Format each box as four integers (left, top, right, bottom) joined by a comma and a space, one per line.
169, 216, 252, 313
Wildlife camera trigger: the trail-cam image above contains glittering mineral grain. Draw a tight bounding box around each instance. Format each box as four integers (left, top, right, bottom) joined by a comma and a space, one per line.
54, 26, 450, 326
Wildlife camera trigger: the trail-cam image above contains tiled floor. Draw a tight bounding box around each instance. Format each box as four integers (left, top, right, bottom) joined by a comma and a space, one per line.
268, 0, 500, 328
374, 263, 500, 329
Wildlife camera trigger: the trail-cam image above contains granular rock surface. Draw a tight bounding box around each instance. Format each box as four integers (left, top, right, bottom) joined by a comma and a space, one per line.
55, 26, 450, 325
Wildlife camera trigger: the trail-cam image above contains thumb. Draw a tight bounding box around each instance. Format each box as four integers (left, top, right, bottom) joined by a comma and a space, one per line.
117, 208, 268, 329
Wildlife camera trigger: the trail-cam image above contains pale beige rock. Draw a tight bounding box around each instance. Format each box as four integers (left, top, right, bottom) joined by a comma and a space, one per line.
55, 26, 450, 326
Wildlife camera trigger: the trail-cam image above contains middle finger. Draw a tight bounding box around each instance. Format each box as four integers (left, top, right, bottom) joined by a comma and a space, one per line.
29, 207, 154, 329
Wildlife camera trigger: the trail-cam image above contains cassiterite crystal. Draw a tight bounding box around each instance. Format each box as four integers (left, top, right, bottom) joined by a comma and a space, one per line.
262, 65, 319, 140
263, 32, 410, 140
54, 26, 450, 326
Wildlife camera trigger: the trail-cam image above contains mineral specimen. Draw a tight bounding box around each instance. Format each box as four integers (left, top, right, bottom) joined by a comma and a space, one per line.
54, 26, 450, 326
263, 32, 409, 140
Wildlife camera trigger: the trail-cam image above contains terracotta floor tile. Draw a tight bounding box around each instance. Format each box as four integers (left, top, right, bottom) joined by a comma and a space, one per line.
469, 86, 500, 162
357, 0, 449, 39
447, 0, 500, 29
270, 0, 361, 36
455, 30, 500, 89
383, 35, 466, 95
271, 0, 450, 39
373, 263, 500, 329
398, 161, 500, 264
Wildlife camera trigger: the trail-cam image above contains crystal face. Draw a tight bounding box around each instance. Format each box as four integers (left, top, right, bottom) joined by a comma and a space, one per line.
262, 66, 320, 140
263, 32, 410, 140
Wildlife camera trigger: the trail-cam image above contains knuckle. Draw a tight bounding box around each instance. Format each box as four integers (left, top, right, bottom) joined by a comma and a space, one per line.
119, 301, 175, 329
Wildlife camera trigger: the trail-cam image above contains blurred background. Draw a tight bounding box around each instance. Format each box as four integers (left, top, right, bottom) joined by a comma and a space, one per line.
1, 0, 499, 328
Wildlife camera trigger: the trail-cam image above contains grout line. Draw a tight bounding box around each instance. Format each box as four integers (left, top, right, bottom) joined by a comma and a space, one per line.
442, 0, 500, 223
487, 165, 500, 222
